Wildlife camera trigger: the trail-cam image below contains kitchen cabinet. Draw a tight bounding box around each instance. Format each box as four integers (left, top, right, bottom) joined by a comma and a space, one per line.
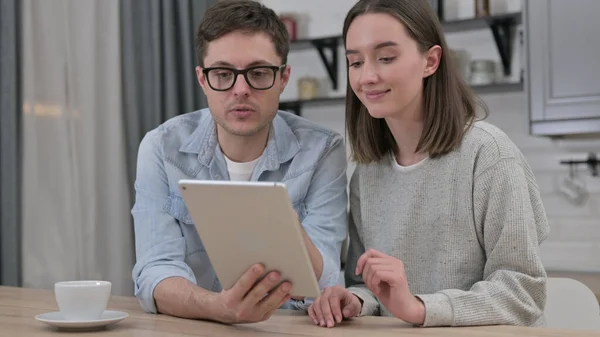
526, 0, 600, 136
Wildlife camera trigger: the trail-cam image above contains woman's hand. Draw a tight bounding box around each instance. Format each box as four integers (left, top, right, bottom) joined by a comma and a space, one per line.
307, 285, 362, 328
356, 249, 425, 325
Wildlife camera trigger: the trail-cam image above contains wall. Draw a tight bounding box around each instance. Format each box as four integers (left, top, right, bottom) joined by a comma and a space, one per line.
261, 0, 600, 273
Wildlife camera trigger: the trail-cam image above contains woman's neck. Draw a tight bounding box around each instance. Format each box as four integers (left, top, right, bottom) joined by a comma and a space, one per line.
385, 97, 428, 166
386, 118, 428, 166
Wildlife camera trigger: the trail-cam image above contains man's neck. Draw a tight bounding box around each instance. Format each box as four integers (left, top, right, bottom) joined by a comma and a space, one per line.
216, 125, 270, 163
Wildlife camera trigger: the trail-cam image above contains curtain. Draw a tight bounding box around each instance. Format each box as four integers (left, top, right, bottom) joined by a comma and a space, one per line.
21, 0, 134, 295
120, 0, 214, 193
0, 0, 22, 287
19, 0, 216, 296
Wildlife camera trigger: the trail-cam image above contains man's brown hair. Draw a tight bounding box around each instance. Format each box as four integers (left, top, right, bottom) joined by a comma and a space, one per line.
195, 0, 290, 67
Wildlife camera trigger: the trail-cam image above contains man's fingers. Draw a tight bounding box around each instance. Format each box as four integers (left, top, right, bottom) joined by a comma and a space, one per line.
242, 271, 284, 308
230, 264, 264, 301
255, 280, 291, 313
260, 288, 291, 321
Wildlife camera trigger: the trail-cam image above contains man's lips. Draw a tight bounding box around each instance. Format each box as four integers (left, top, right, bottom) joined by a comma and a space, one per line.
230, 105, 256, 118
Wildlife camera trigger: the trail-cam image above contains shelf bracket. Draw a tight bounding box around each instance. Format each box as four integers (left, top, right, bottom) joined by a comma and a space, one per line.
560, 153, 599, 177
311, 37, 339, 90
279, 102, 302, 116
488, 17, 516, 76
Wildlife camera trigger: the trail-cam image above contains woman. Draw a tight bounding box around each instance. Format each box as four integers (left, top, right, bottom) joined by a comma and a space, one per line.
308, 0, 550, 329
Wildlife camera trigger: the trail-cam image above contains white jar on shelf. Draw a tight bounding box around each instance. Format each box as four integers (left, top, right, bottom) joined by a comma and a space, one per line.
298, 77, 319, 100
469, 60, 496, 86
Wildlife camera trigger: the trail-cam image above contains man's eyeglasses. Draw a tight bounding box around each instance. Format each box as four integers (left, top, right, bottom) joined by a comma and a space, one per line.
202, 64, 287, 91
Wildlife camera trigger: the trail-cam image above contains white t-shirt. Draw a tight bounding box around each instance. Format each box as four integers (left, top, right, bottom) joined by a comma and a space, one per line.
224, 155, 260, 181
390, 152, 430, 172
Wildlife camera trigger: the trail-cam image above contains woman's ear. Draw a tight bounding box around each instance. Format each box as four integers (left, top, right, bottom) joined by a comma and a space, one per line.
423, 45, 442, 78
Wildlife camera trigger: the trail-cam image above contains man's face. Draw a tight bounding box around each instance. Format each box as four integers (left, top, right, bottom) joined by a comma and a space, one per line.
197, 31, 290, 137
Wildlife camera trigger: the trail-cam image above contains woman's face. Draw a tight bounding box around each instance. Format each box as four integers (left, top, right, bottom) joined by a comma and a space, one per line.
345, 12, 439, 120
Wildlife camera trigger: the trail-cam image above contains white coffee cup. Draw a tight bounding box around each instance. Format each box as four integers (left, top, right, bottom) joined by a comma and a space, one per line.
54, 280, 111, 321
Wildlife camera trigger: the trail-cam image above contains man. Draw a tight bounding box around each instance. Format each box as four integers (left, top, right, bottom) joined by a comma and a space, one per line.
131, 0, 348, 324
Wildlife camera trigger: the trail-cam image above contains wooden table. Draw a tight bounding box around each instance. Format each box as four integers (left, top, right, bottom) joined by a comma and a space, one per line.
0, 285, 597, 336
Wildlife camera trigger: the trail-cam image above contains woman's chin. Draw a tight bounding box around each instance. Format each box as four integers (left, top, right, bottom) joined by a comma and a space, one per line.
365, 108, 395, 119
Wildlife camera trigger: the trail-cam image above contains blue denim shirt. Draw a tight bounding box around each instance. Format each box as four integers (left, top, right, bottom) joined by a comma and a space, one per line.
131, 108, 348, 313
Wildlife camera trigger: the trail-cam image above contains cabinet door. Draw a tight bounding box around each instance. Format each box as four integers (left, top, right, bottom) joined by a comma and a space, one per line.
527, 0, 600, 134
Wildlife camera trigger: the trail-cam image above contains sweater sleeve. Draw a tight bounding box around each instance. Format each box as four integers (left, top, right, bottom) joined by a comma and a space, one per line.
345, 168, 380, 316
416, 156, 550, 327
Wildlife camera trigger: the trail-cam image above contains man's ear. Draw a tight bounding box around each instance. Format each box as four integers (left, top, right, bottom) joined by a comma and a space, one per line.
279, 64, 291, 93
196, 66, 208, 93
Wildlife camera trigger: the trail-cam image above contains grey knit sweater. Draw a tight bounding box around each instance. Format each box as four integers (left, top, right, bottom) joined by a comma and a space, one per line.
346, 121, 550, 327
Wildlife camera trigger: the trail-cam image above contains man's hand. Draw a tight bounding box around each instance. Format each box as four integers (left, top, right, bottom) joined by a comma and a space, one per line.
356, 249, 425, 325
213, 263, 292, 324
307, 285, 362, 328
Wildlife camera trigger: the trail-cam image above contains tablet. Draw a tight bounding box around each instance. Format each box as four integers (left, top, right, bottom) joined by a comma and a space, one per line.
178, 179, 321, 299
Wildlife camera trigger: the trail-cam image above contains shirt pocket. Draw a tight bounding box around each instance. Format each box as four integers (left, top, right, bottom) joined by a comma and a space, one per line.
281, 172, 311, 221
163, 193, 205, 255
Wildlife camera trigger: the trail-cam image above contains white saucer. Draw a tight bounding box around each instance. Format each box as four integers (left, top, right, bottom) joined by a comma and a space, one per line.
35, 310, 128, 330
